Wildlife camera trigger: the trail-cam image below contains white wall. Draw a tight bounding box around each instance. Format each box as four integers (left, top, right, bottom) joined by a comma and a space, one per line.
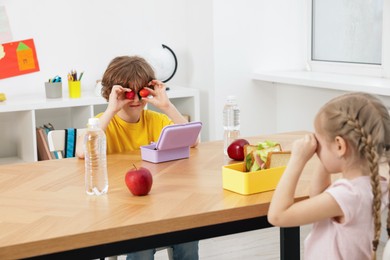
0, 0, 218, 142
276, 85, 348, 132
3, 0, 385, 143
211, 0, 307, 140
186, 0, 215, 142
0, 0, 190, 97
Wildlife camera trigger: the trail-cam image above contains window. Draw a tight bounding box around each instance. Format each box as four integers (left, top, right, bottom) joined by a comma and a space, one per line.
308, 0, 389, 77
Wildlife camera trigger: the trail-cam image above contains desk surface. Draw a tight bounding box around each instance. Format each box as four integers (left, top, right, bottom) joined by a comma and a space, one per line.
0, 131, 315, 259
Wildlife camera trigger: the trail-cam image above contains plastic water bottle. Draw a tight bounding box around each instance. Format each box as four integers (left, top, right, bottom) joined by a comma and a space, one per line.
84, 118, 108, 195
223, 95, 240, 155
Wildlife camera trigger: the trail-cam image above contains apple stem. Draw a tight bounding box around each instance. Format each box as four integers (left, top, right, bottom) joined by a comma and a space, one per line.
132, 163, 137, 170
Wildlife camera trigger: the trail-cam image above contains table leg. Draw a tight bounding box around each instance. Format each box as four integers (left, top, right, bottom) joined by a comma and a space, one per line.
280, 226, 300, 260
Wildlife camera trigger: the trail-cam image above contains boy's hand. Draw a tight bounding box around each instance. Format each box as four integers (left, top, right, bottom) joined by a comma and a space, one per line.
143, 80, 188, 125
142, 80, 172, 110
107, 85, 131, 113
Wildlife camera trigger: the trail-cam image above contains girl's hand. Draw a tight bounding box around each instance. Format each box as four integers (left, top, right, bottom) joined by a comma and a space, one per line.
142, 80, 172, 110
107, 85, 131, 113
290, 133, 318, 164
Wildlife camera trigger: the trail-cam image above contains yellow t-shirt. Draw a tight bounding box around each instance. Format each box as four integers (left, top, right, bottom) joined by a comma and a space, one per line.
96, 110, 173, 154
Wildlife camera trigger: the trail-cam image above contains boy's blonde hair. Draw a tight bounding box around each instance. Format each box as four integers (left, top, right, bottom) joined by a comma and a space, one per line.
315, 92, 390, 258
101, 56, 155, 101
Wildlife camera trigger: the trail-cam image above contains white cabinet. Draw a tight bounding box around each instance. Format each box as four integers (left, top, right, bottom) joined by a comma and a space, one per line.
0, 86, 199, 164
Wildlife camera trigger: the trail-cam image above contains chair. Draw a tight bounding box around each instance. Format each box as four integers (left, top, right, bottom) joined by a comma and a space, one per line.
47, 128, 86, 158
47, 128, 173, 260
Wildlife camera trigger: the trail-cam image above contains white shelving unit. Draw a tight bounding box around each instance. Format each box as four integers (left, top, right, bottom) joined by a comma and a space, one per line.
0, 86, 200, 164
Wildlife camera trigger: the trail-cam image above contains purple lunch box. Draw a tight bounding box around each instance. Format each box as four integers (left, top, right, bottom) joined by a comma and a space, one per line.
140, 121, 202, 163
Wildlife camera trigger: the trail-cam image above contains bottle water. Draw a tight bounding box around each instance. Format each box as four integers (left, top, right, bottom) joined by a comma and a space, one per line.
223, 95, 240, 155
84, 118, 108, 195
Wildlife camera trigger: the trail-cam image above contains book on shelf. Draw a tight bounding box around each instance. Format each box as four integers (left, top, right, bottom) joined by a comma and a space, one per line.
36, 123, 60, 160
43, 123, 61, 159
36, 127, 52, 161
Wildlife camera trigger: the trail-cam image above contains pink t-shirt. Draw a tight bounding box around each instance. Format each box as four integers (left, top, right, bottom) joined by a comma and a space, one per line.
304, 176, 388, 260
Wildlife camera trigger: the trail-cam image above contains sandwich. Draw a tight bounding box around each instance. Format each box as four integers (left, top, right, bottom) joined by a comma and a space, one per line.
244, 140, 291, 172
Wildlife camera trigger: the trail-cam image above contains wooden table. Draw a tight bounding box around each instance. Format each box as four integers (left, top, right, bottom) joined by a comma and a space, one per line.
0, 131, 316, 259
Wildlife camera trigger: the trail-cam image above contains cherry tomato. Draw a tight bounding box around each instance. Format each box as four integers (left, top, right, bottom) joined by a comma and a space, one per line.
139, 88, 150, 98
125, 91, 135, 100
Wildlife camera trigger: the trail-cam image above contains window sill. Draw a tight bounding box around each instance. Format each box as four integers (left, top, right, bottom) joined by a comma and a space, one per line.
253, 70, 390, 97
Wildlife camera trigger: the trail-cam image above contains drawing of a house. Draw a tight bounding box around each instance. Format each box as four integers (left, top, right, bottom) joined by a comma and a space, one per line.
16, 41, 36, 71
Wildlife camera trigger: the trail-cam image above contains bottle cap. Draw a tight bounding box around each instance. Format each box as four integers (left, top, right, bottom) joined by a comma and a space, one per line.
88, 118, 100, 127
226, 95, 237, 103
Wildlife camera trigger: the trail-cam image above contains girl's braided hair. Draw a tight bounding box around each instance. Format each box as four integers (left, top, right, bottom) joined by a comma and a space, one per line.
317, 92, 390, 259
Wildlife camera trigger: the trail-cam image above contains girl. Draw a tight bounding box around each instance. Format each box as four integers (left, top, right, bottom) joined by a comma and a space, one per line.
268, 92, 390, 259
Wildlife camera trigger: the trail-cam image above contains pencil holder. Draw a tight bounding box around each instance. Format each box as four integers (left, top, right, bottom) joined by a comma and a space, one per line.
45, 82, 62, 98
68, 81, 81, 98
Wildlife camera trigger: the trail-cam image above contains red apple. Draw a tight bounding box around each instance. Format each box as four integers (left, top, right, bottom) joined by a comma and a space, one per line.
227, 139, 249, 161
125, 91, 135, 100
125, 165, 153, 196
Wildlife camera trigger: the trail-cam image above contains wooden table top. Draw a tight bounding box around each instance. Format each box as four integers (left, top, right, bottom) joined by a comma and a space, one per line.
0, 131, 316, 259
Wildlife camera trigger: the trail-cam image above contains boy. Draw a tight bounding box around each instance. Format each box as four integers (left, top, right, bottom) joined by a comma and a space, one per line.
76, 56, 199, 260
